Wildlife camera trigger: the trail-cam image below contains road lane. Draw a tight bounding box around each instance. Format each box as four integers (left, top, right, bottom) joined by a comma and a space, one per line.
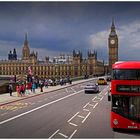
0, 79, 101, 121
0, 80, 107, 138
1, 81, 138, 138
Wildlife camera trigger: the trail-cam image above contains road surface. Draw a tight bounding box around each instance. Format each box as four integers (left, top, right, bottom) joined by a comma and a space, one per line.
0, 79, 140, 138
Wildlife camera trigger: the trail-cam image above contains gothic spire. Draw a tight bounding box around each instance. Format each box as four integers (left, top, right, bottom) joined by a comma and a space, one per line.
24, 32, 28, 46
22, 33, 30, 60
110, 18, 117, 37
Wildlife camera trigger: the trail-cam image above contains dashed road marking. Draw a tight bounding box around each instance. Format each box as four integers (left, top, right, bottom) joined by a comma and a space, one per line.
83, 103, 89, 109
58, 132, 68, 138
99, 96, 104, 101
105, 91, 108, 95
98, 94, 103, 97
67, 112, 79, 123
82, 112, 91, 123
77, 115, 85, 119
93, 103, 98, 109
49, 129, 60, 139
69, 129, 77, 139
88, 103, 94, 107
69, 122, 78, 127
49, 85, 110, 139
65, 88, 69, 93
83, 108, 89, 112
92, 96, 97, 101
71, 87, 76, 93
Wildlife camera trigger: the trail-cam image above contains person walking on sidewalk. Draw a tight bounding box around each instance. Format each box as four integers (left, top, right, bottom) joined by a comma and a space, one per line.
32, 82, 36, 93
16, 84, 21, 97
40, 81, 44, 92
20, 83, 25, 96
8, 83, 13, 96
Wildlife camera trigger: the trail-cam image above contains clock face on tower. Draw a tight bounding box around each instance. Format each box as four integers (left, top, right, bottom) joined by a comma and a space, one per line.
110, 39, 115, 45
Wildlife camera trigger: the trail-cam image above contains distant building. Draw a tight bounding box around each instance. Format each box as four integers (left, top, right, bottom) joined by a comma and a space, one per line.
52, 54, 73, 64
8, 48, 17, 60
0, 20, 119, 80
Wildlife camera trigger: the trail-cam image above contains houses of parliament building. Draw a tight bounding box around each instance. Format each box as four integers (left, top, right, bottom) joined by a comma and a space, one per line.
0, 20, 118, 80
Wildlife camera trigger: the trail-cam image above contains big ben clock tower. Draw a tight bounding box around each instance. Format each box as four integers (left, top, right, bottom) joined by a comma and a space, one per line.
108, 19, 118, 73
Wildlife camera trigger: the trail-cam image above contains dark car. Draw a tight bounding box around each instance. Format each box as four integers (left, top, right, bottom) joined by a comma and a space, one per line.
106, 75, 112, 81
84, 83, 99, 93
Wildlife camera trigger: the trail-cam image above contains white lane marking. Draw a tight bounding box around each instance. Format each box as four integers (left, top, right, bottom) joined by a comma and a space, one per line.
98, 91, 103, 95
67, 112, 79, 123
98, 94, 103, 97
69, 129, 77, 139
93, 103, 98, 109
65, 88, 69, 93
88, 103, 94, 107
99, 96, 104, 101
96, 97, 103, 100
49, 129, 60, 139
58, 132, 68, 138
92, 100, 98, 103
83, 102, 89, 108
69, 122, 78, 127
82, 112, 91, 123
71, 87, 76, 93
83, 108, 89, 112
92, 96, 97, 101
105, 91, 108, 95
77, 115, 85, 119
0, 90, 84, 125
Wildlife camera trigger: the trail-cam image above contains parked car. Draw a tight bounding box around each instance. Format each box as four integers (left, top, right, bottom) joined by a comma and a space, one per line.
84, 83, 99, 93
97, 77, 107, 85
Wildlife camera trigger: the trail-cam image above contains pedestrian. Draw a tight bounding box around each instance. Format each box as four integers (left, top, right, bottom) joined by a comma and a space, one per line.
44, 80, 48, 88
32, 82, 36, 93
8, 83, 13, 96
16, 84, 21, 97
20, 83, 25, 96
40, 82, 44, 92
26, 82, 32, 94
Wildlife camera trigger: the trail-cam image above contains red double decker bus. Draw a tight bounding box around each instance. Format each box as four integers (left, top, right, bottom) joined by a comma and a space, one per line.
110, 61, 140, 130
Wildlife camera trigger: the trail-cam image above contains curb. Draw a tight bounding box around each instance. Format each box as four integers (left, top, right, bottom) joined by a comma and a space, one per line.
0, 78, 96, 106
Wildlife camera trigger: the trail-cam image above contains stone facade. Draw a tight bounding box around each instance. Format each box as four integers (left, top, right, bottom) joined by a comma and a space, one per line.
0, 19, 119, 80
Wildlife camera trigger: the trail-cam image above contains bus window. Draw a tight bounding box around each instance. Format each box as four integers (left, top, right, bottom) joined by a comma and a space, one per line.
112, 95, 140, 123
112, 69, 140, 80
129, 97, 140, 120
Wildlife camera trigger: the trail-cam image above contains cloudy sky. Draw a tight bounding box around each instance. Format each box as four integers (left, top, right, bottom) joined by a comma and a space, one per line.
0, 2, 140, 62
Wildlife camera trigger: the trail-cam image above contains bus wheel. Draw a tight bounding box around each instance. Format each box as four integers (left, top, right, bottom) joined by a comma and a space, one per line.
113, 128, 117, 132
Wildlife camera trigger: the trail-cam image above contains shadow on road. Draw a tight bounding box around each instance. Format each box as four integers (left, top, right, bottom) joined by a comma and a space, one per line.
115, 129, 140, 136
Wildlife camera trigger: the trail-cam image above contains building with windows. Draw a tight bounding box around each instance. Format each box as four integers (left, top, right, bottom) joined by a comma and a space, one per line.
0, 20, 118, 80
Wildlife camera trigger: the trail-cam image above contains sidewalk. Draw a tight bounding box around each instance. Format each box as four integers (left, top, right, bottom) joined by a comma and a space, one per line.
0, 78, 95, 106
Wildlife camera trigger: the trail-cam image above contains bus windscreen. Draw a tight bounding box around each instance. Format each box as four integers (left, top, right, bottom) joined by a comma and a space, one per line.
112, 69, 140, 80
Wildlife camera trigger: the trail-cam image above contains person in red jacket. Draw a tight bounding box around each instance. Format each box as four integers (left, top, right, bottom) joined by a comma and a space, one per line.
20, 83, 25, 96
